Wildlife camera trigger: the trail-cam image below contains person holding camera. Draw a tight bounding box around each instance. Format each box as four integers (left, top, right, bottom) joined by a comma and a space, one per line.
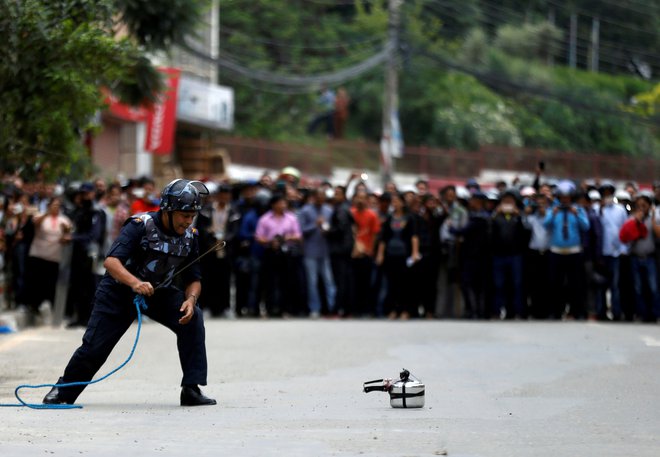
543, 181, 590, 319
524, 192, 551, 318
196, 184, 239, 318
450, 191, 491, 319
255, 194, 302, 317
490, 189, 530, 319
299, 188, 336, 318
598, 181, 629, 320
619, 192, 660, 322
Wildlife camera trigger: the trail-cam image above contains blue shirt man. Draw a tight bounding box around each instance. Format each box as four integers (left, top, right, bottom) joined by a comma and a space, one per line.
544, 205, 590, 251
298, 189, 336, 317
543, 184, 590, 319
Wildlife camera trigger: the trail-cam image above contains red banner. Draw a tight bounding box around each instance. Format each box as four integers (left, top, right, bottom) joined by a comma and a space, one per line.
144, 68, 180, 155
104, 89, 149, 122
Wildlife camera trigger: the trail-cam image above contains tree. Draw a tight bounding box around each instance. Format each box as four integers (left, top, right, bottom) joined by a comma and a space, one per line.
0, 0, 209, 179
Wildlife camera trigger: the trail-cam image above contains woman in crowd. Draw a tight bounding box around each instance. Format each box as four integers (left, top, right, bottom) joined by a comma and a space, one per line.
24, 197, 73, 314
375, 192, 420, 320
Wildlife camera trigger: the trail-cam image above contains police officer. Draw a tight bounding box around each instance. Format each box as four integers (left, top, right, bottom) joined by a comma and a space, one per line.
43, 179, 216, 407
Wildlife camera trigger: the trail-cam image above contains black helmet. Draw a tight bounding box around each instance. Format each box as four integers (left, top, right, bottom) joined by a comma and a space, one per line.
160, 179, 209, 212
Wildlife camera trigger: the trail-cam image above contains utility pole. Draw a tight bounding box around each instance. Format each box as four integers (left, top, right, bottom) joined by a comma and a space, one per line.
590, 16, 600, 72
380, 0, 402, 188
210, 0, 220, 84
569, 12, 577, 69
547, 8, 555, 67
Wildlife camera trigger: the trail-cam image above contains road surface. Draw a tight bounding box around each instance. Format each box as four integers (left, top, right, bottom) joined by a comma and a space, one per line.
1, 318, 659, 456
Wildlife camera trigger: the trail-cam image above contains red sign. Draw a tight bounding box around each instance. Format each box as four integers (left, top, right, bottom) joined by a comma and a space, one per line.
104, 88, 149, 122
145, 68, 180, 155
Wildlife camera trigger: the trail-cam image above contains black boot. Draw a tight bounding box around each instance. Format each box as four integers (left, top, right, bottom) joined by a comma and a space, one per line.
180, 385, 217, 406
42, 379, 74, 405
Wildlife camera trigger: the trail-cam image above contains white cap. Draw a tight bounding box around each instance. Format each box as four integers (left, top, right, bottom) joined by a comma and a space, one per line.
588, 190, 601, 201
401, 185, 417, 195
455, 186, 471, 200
53, 184, 64, 197
204, 181, 219, 195
615, 190, 632, 202
325, 188, 335, 199
520, 186, 536, 197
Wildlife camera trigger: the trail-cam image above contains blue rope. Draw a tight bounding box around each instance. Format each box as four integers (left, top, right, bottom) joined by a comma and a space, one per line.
0, 295, 147, 410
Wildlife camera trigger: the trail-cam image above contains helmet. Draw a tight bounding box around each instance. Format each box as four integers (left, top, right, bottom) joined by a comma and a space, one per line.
555, 180, 576, 197
500, 188, 521, 202
465, 178, 480, 190
599, 180, 616, 194
160, 179, 209, 212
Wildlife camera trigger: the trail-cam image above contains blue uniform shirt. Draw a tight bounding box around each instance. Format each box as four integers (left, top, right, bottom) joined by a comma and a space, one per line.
543, 206, 590, 249
95, 211, 201, 307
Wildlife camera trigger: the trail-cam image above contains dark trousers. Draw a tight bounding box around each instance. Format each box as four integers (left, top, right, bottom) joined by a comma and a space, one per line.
25, 256, 59, 311
384, 255, 412, 315
492, 254, 524, 318
307, 111, 334, 136
630, 256, 660, 320
235, 255, 261, 316
66, 244, 95, 324
597, 256, 621, 318
262, 250, 305, 315
201, 256, 231, 317
352, 256, 374, 316
436, 243, 460, 318
416, 253, 439, 316
548, 252, 586, 319
619, 255, 636, 320
56, 288, 208, 404
11, 242, 29, 305
331, 254, 353, 315
525, 250, 550, 318
461, 257, 488, 319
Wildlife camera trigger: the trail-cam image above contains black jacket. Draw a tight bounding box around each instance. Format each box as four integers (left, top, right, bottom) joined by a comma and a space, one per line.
489, 213, 530, 256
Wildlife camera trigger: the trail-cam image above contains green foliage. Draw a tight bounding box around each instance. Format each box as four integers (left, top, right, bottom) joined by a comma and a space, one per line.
433, 102, 522, 150
0, 0, 208, 179
3, 0, 658, 177
115, 0, 210, 50
493, 21, 563, 62
632, 84, 660, 116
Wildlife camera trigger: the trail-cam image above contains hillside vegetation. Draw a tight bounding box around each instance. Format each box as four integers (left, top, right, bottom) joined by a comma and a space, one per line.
216, 0, 660, 156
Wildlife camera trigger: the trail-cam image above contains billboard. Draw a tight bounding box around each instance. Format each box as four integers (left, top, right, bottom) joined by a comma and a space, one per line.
177, 77, 234, 130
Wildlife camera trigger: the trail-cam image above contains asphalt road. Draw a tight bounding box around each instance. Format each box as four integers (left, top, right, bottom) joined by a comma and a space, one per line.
1, 318, 659, 457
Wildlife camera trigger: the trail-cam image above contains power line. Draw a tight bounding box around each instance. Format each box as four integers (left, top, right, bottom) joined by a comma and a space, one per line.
546, 0, 660, 38
426, 0, 660, 62
596, 0, 659, 17
218, 24, 387, 50
180, 39, 393, 87
423, 0, 660, 70
417, 49, 660, 127
217, 39, 387, 71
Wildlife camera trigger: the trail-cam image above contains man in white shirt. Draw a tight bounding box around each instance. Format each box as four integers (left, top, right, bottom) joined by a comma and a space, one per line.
599, 182, 628, 320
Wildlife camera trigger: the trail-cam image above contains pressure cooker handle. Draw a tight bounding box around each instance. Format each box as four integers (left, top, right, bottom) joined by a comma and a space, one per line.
363, 379, 389, 393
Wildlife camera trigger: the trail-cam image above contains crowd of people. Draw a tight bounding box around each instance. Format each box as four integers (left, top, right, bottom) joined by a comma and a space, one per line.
1, 166, 660, 327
